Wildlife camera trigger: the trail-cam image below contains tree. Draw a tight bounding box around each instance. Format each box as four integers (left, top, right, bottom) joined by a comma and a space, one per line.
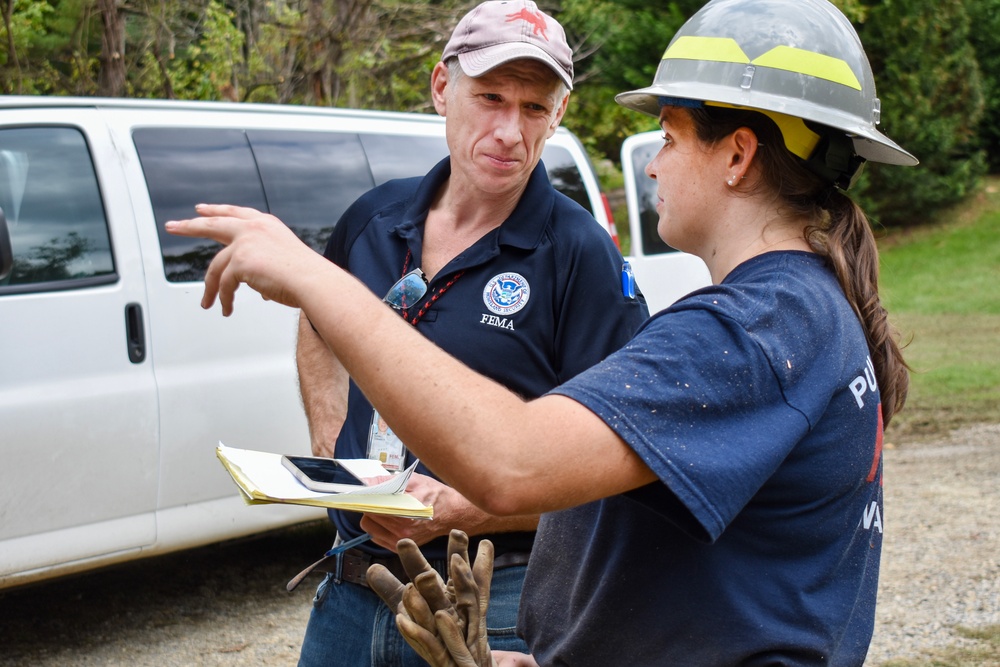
96, 0, 125, 95
555, 0, 690, 162
965, 0, 1000, 173
1, 0, 994, 230
854, 0, 985, 226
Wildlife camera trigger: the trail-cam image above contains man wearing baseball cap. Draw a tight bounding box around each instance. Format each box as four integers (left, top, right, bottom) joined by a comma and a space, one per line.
294, 1, 647, 665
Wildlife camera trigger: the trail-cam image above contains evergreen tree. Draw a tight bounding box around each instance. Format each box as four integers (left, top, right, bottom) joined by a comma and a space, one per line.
855, 0, 986, 226
965, 0, 1000, 173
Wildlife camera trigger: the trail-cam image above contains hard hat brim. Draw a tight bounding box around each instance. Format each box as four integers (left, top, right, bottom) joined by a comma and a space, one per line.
616, 84, 918, 168
615, 85, 920, 167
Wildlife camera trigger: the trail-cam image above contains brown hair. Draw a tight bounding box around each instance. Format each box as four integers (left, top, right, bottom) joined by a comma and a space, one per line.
688, 105, 909, 425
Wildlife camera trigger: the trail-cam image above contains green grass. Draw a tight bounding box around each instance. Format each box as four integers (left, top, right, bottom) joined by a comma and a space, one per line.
877, 177, 1000, 440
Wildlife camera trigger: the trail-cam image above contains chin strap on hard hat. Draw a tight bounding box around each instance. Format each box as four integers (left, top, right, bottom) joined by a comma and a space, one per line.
804, 130, 867, 190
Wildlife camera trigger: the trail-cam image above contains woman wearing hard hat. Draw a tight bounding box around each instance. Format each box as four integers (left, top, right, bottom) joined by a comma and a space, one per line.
167, 0, 916, 664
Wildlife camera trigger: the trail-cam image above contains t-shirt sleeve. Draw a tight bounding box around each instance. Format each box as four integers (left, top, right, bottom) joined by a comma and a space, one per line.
550, 307, 810, 542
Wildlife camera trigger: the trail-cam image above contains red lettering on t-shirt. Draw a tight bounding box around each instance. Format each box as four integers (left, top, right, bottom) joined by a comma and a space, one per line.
866, 403, 884, 484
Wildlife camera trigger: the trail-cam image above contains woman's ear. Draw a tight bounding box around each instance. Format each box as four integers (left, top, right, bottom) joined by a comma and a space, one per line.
726, 127, 759, 183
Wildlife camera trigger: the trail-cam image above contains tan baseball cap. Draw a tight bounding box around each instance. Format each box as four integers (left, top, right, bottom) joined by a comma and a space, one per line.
441, 0, 574, 90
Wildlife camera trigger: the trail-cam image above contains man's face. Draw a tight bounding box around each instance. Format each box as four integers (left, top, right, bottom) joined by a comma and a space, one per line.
432, 59, 568, 198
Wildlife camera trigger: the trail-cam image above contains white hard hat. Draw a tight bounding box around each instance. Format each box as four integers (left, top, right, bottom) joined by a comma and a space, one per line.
616, 0, 917, 183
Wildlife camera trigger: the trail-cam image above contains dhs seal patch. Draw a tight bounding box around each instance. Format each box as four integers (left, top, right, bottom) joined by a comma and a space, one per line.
483, 272, 530, 316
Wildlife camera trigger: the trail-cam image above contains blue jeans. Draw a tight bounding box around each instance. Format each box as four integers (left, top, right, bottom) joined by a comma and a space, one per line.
297, 560, 528, 666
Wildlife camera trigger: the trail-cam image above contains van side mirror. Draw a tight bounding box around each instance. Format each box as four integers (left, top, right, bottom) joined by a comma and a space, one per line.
0, 206, 13, 282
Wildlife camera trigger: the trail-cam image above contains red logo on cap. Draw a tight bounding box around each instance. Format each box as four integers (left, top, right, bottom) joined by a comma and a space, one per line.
506, 8, 549, 41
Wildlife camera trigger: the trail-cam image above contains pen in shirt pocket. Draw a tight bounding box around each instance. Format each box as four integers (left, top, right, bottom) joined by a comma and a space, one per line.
621, 261, 636, 299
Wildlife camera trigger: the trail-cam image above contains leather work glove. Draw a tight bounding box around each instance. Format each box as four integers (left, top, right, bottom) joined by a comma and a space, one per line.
367, 529, 497, 667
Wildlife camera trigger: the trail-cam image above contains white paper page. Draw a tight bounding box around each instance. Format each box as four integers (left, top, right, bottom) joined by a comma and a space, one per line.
218, 443, 416, 497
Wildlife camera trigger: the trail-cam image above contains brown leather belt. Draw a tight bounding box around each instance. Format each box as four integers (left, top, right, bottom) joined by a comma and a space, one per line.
332, 547, 531, 589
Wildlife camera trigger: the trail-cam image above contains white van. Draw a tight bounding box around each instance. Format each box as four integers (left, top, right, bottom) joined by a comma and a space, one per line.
0, 99, 706, 590
620, 130, 711, 313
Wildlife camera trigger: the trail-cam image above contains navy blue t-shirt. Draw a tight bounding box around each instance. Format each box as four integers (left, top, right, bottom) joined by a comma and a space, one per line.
323, 158, 649, 560
524, 252, 885, 666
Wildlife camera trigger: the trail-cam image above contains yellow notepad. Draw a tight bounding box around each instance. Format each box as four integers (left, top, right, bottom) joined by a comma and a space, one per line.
216, 443, 433, 519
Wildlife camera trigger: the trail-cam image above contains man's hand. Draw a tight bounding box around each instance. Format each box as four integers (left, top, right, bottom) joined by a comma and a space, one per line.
362, 474, 540, 550
361, 474, 470, 548
166, 204, 325, 316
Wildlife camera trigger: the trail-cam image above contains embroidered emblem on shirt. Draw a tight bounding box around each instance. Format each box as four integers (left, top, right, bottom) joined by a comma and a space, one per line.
483, 272, 530, 316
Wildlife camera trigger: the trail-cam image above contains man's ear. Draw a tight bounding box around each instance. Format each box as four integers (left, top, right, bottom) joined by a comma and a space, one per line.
547, 92, 570, 139
431, 62, 449, 117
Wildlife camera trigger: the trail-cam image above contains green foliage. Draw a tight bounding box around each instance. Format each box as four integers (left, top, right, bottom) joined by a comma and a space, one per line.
0, 0, 66, 94
965, 0, 1000, 173
241, 2, 305, 104
562, 83, 657, 163
559, 0, 688, 92
159, 0, 247, 101
2, 0, 999, 231
42, 0, 100, 95
555, 0, 688, 162
854, 0, 986, 227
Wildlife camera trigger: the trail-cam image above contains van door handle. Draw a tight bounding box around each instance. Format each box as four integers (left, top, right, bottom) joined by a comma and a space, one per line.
125, 303, 146, 363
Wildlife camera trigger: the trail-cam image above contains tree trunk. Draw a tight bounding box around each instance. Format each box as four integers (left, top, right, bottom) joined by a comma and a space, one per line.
303, 0, 372, 106
97, 0, 126, 97
1, 0, 21, 93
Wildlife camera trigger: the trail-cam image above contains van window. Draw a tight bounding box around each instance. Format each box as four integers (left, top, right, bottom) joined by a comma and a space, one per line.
135, 126, 597, 283
627, 137, 676, 255
359, 134, 450, 185
135, 127, 377, 282
248, 129, 375, 253
541, 145, 592, 214
134, 128, 268, 282
0, 127, 115, 294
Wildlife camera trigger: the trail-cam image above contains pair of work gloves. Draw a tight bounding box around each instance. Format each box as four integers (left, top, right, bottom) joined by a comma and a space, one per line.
367, 529, 498, 667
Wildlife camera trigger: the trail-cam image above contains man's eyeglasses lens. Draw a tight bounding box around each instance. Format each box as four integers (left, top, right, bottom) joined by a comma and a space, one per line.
383, 269, 428, 310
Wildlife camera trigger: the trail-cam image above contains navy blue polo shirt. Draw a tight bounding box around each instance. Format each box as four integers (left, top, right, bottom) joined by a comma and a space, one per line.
322, 157, 649, 560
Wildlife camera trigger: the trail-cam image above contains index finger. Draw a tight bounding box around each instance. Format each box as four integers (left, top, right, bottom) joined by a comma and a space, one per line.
165, 214, 236, 245
164, 203, 263, 244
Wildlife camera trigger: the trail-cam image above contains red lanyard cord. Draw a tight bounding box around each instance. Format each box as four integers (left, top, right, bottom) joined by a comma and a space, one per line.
399, 249, 465, 326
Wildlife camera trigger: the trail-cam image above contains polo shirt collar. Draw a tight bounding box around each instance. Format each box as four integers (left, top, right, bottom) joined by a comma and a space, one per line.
391, 157, 556, 252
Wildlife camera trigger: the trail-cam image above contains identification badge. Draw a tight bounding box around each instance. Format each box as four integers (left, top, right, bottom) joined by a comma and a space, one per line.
366, 409, 406, 472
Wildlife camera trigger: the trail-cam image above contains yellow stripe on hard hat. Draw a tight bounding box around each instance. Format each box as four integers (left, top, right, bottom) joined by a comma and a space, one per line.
707, 102, 822, 160
753, 45, 861, 90
662, 36, 750, 64
663, 36, 862, 90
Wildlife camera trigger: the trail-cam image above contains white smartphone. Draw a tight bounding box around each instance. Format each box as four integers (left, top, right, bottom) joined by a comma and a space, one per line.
281, 455, 367, 493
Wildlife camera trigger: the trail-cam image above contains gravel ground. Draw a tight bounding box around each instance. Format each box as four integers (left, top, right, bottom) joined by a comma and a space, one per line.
866, 423, 1000, 663
0, 424, 996, 666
